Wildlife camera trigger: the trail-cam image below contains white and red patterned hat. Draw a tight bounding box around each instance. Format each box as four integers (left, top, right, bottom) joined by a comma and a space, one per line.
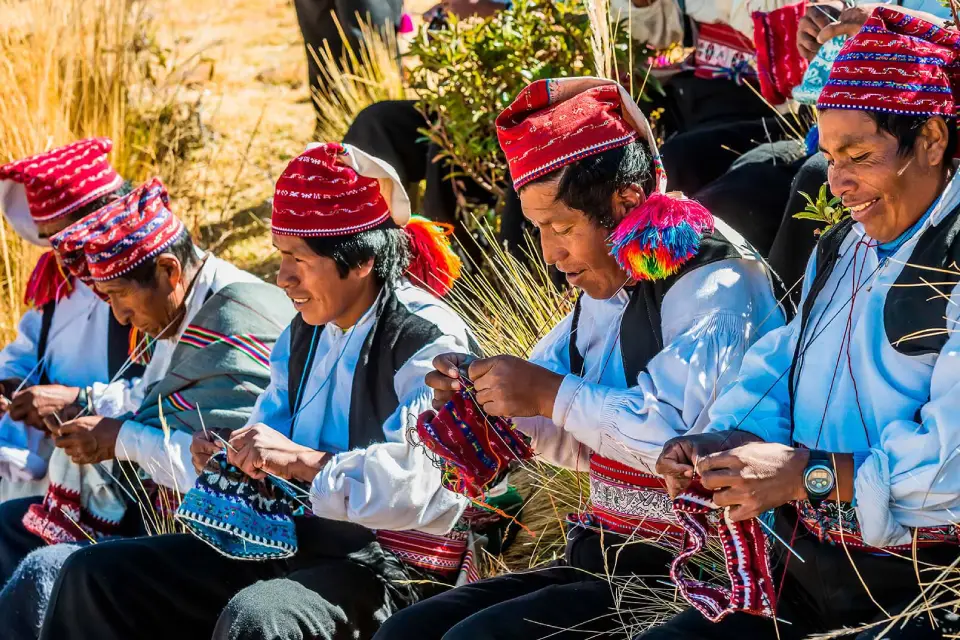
0, 138, 123, 225
271, 142, 410, 237
52, 177, 186, 282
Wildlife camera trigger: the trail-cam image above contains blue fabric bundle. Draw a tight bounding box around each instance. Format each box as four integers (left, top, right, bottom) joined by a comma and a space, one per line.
176, 452, 303, 561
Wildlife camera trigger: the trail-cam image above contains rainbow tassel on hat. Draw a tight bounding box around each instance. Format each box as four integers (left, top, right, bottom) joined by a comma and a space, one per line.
404, 215, 462, 297
608, 193, 714, 282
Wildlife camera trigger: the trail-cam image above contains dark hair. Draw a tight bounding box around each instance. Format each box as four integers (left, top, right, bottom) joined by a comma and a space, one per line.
121, 231, 201, 286
303, 226, 410, 285
63, 180, 135, 225
866, 112, 959, 161
522, 141, 655, 229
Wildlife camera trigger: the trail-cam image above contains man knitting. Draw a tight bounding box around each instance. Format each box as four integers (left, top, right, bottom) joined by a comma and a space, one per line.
39, 143, 477, 640
374, 77, 784, 640
0, 176, 292, 640
648, 8, 960, 639
0, 139, 146, 576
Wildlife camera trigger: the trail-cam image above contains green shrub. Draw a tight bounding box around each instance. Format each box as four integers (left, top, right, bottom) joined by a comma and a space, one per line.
408, 0, 659, 226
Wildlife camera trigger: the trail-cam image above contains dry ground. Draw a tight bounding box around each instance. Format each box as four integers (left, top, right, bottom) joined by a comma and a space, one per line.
153, 0, 432, 277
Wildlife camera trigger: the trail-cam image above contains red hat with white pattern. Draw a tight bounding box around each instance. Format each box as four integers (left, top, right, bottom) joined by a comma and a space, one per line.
0, 138, 123, 225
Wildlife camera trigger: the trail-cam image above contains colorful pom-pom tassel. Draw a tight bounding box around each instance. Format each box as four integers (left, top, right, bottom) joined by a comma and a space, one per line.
398, 13, 415, 34
608, 192, 714, 282
24, 251, 72, 309
404, 215, 462, 297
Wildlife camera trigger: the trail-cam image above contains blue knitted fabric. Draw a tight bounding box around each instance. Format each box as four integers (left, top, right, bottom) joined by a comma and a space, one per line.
176, 452, 302, 561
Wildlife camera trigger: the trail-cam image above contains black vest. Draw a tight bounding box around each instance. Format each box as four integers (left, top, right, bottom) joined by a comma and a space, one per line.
788, 205, 960, 430
286, 287, 477, 449
36, 300, 145, 385
568, 229, 745, 381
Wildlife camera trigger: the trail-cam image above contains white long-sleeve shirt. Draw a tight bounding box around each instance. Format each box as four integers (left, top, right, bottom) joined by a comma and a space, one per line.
0, 281, 142, 491
515, 220, 784, 477
249, 280, 470, 534
112, 255, 262, 490
706, 174, 960, 549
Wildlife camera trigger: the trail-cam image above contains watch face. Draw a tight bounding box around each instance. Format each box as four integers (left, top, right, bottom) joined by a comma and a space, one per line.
805, 465, 835, 496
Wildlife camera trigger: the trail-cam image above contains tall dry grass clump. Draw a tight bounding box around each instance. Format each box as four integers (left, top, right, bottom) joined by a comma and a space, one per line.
0, 0, 204, 343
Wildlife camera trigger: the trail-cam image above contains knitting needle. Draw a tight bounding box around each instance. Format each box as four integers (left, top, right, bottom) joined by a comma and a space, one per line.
808, 3, 841, 25
206, 430, 311, 502
756, 516, 806, 564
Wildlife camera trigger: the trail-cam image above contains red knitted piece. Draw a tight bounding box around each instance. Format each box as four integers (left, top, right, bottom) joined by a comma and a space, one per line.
271, 143, 391, 237
693, 23, 757, 82
753, 2, 809, 105
0, 138, 122, 223
416, 380, 534, 498
818, 7, 960, 117
670, 481, 777, 623
22, 482, 123, 545
495, 80, 638, 190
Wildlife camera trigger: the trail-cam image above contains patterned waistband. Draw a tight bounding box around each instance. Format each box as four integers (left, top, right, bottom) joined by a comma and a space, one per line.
375, 529, 469, 578
694, 22, 757, 82
576, 455, 683, 538
795, 500, 959, 552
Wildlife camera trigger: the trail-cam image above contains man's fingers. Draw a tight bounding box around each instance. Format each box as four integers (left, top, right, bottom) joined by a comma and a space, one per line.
663, 476, 692, 499
432, 353, 471, 380
656, 457, 695, 479
425, 370, 460, 393
695, 450, 741, 474
712, 486, 749, 509
797, 32, 821, 60
467, 357, 498, 385
817, 21, 858, 44
700, 468, 742, 491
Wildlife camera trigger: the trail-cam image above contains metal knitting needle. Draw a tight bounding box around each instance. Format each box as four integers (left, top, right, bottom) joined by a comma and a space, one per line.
206, 430, 311, 501
756, 515, 806, 564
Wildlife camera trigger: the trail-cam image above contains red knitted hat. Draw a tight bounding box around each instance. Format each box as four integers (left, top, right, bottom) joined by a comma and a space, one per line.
70, 177, 186, 281
0, 138, 123, 223
495, 78, 667, 192
272, 143, 406, 237
818, 7, 960, 117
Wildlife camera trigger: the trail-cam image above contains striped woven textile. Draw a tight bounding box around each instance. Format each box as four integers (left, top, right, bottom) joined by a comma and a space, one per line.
180, 325, 271, 369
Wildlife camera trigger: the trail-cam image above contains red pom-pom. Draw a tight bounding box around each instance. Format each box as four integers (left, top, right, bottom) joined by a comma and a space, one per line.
403, 216, 462, 297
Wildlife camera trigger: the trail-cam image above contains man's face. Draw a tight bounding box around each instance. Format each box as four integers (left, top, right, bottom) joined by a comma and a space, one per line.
819, 109, 949, 243
518, 181, 628, 299
95, 257, 182, 338
273, 233, 370, 327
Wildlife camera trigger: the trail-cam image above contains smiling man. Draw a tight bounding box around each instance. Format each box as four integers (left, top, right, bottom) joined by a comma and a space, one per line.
373, 77, 783, 640
648, 9, 960, 639
38, 143, 476, 640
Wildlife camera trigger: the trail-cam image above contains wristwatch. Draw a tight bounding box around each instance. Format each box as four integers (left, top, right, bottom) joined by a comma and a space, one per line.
803, 450, 836, 506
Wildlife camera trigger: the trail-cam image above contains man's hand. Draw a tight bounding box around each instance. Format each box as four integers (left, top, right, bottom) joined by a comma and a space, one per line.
191, 431, 223, 473
699, 443, 809, 522
816, 6, 871, 44
425, 352, 474, 410
468, 355, 564, 419
797, 2, 843, 60
226, 424, 329, 483
657, 430, 763, 498
52, 416, 124, 464
10, 385, 81, 431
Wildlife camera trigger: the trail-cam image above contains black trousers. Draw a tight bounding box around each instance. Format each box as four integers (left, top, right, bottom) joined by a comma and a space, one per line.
638, 512, 960, 640
0, 496, 44, 585
39, 517, 416, 640
375, 527, 676, 640
294, 0, 402, 120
